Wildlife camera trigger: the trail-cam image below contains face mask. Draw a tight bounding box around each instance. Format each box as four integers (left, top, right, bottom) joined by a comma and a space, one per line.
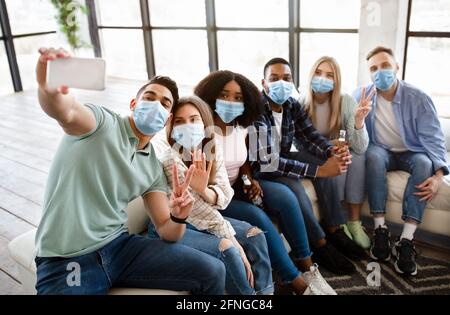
267, 80, 294, 105
133, 100, 169, 136
311, 76, 334, 94
215, 99, 245, 124
171, 123, 205, 150
373, 69, 396, 91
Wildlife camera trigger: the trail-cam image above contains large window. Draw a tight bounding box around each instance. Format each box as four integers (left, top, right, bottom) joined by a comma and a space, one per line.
218, 31, 289, 85
298, 0, 360, 93
96, 0, 146, 80
2, 0, 363, 94
215, 0, 288, 28
215, 0, 289, 86
404, 0, 450, 117
0, 0, 58, 92
149, 0, 209, 91
92, 0, 361, 92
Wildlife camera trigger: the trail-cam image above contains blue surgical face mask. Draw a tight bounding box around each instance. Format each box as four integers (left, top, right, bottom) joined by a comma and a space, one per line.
373, 69, 396, 91
171, 123, 205, 150
311, 76, 334, 94
133, 100, 169, 136
267, 80, 294, 105
215, 99, 245, 124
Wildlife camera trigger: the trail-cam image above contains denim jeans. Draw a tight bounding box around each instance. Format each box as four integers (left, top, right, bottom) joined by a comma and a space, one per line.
35, 232, 226, 295
336, 151, 366, 204
258, 151, 346, 243
148, 217, 273, 295
222, 179, 312, 284
366, 144, 434, 223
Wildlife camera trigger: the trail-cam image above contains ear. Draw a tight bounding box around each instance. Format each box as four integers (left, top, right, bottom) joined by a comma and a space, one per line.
130, 98, 137, 111
261, 79, 269, 94
396, 63, 400, 73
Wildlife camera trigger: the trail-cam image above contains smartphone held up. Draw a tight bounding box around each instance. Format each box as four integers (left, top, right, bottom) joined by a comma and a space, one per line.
46, 57, 107, 91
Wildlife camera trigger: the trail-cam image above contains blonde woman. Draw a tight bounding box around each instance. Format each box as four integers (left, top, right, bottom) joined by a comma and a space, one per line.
149, 95, 273, 295
295, 56, 373, 249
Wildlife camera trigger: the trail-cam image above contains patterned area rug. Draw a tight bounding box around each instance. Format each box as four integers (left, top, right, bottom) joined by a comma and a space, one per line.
320, 255, 450, 295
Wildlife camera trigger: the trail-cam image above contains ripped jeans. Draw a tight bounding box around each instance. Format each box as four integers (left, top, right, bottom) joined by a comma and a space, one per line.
148, 217, 273, 295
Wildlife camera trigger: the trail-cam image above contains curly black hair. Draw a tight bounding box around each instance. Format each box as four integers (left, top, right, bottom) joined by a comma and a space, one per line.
194, 70, 265, 128
136, 75, 179, 105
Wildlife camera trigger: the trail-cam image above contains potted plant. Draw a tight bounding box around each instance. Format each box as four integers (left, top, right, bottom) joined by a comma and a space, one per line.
50, 0, 89, 51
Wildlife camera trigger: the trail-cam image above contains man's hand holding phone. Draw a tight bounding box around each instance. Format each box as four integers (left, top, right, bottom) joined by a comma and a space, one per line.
36, 47, 97, 136
37, 47, 72, 95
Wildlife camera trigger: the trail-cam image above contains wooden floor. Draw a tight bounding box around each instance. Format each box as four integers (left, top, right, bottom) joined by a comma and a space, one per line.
0, 77, 154, 294
1, 78, 449, 295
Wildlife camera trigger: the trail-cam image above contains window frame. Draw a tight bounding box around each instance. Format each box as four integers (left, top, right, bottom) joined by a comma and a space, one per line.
402, 0, 450, 79
0, 0, 57, 92
89, 0, 359, 85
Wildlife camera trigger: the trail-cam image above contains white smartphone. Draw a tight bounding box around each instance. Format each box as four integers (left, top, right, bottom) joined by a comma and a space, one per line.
47, 57, 106, 91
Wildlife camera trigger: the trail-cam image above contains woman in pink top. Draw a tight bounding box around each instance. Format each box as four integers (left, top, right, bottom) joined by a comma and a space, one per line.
194, 71, 336, 295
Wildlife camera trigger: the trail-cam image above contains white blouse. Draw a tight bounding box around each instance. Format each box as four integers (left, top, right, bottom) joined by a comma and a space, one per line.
215, 126, 248, 186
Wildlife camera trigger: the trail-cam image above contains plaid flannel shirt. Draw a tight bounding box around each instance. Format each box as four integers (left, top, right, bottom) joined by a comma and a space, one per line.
249, 94, 334, 179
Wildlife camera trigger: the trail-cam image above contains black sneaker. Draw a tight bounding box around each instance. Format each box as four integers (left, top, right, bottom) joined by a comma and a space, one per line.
312, 243, 356, 275
392, 238, 418, 276
326, 228, 367, 261
369, 226, 392, 261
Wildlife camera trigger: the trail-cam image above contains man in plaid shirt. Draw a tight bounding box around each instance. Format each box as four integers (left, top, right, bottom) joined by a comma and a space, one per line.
249, 58, 367, 275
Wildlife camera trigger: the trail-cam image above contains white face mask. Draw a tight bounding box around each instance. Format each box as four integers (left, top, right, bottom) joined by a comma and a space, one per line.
171, 123, 205, 150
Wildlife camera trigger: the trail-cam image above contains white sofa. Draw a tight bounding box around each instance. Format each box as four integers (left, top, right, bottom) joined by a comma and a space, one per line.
8, 120, 450, 295
8, 198, 188, 295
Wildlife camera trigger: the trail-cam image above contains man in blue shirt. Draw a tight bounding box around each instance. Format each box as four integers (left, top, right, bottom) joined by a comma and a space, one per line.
353, 46, 449, 276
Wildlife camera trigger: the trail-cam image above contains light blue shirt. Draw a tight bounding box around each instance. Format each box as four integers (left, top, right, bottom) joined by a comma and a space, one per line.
353, 80, 449, 176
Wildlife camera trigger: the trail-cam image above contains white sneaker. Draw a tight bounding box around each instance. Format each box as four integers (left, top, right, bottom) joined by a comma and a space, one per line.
302, 264, 337, 295
302, 286, 312, 295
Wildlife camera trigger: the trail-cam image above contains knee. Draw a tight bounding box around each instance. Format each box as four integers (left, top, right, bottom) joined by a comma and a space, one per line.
218, 238, 235, 252
245, 227, 268, 249
410, 154, 433, 175
203, 258, 226, 284
247, 226, 263, 238
366, 146, 387, 168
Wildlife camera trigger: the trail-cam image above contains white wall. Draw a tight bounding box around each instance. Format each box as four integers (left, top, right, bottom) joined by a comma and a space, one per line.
357, 0, 409, 85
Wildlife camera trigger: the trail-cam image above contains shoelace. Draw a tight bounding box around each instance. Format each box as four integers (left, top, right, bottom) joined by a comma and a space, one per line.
398, 240, 417, 259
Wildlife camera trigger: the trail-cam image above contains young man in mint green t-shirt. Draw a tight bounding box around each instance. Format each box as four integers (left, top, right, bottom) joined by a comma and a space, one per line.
34, 47, 225, 295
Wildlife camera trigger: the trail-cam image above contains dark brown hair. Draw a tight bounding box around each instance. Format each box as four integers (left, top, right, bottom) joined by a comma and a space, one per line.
366, 46, 395, 61
136, 75, 179, 105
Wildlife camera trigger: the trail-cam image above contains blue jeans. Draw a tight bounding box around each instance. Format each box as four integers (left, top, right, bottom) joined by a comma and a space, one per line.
366, 144, 434, 223
148, 217, 273, 295
336, 151, 366, 204
35, 232, 226, 295
258, 151, 346, 244
222, 179, 312, 284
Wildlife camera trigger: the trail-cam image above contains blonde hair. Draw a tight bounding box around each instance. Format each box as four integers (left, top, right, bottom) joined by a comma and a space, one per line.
304, 56, 343, 139
166, 95, 217, 184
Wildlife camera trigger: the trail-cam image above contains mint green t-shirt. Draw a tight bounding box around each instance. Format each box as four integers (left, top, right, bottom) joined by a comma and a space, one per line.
35, 104, 167, 258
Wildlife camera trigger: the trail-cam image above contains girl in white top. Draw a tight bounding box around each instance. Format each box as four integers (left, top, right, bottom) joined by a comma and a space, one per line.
150, 95, 273, 295
194, 71, 336, 295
